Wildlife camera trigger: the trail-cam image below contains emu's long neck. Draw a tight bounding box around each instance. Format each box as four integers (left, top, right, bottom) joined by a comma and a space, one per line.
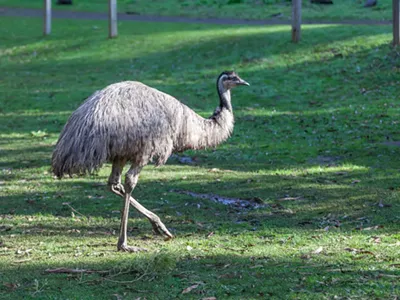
175, 85, 234, 152
218, 79, 232, 112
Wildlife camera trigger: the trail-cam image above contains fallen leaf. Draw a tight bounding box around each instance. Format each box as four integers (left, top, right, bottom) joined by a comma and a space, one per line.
182, 284, 199, 294
206, 232, 214, 239
300, 254, 310, 260
3, 282, 19, 291
312, 247, 323, 254
202, 297, 217, 300
370, 236, 381, 244
186, 246, 193, 251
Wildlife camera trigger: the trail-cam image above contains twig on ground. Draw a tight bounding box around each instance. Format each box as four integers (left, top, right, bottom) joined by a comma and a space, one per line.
62, 203, 89, 219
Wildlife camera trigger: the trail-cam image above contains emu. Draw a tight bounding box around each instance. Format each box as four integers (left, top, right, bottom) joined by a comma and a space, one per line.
52, 71, 249, 252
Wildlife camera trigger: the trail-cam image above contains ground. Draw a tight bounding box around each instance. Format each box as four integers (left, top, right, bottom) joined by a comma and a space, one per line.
0, 6, 400, 300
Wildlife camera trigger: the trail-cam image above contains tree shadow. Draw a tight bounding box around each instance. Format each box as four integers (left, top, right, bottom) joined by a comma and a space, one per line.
0, 250, 399, 298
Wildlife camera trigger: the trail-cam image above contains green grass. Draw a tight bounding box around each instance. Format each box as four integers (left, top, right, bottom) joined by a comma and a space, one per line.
0, 0, 394, 21
1, 16, 400, 299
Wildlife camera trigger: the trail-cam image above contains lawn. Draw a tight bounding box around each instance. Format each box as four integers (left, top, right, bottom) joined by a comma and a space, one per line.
0, 15, 400, 299
0, 0, 394, 21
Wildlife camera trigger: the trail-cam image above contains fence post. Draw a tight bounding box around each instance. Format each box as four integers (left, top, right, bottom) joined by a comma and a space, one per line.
109, 0, 118, 38
394, 0, 400, 45
44, 0, 51, 35
292, 0, 301, 43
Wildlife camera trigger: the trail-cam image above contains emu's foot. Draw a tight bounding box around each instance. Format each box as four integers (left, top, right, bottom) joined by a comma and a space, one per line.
150, 220, 174, 240
109, 183, 126, 198
117, 244, 147, 253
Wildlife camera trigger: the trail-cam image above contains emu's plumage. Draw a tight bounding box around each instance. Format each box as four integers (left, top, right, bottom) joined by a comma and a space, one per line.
52, 81, 234, 177
51, 71, 249, 252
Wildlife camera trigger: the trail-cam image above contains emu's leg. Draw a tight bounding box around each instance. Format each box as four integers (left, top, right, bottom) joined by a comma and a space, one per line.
129, 195, 174, 240
110, 163, 173, 251
117, 166, 147, 252
123, 166, 174, 240
108, 161, 146, 252
108, 160, 126, 198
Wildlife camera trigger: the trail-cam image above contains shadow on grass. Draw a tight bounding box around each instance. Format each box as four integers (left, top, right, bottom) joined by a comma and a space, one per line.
1, 164, 398, 237
0, 250, 399, 299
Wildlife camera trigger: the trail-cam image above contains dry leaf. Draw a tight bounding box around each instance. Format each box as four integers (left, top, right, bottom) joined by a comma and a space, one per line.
312, 247, 323, 254
206, 232, 214, 238
202, 297, 217, 300
370, 236, 381, 244
182, 284, 199, 294
3, 282, 19, 291
300, 254, 310, 260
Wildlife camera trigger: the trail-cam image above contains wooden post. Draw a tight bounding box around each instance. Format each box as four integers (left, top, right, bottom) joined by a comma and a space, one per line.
109, 0, 118, 38
44, 0, 51, 36
292, 0, 301, 43
393, 0, 400, 45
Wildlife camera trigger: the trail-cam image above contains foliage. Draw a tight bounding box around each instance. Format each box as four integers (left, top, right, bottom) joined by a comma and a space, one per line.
0, 16, 399, 299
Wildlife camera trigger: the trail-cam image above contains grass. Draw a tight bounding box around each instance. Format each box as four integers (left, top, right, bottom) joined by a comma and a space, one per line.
0, 0, 394, 21
0, 15, 400, 299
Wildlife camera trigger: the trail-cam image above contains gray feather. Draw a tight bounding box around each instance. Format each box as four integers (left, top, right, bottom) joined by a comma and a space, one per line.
51, 80, 234, 177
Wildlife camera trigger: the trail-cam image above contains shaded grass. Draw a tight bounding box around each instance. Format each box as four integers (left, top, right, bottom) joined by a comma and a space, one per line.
0, 16, 399, 299
0, 0, 394, 21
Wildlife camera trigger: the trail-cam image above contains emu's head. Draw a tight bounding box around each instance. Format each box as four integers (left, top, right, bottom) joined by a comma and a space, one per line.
217, 71, 250, 92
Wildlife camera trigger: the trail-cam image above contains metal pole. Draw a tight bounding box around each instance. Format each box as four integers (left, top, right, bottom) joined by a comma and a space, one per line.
44, 0, 51, 35
109, 0, 118, 38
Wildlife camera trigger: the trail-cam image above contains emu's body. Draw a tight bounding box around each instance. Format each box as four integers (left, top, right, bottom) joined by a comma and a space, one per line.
52, 71, 249, 252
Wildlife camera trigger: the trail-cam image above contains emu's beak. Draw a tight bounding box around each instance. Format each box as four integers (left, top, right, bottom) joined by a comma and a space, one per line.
238, 79, 250, 86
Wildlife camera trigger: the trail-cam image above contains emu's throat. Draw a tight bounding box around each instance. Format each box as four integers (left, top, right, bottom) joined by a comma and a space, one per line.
218, 84, 232, 112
